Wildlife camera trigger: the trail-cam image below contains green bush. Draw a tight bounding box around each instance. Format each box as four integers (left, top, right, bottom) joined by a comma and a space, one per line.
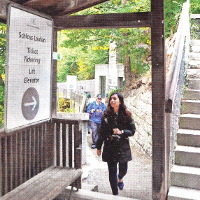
165, 0, 186, 38
108, 88, 124, 97
58, 98, 70, 112
190, 0, 200, 14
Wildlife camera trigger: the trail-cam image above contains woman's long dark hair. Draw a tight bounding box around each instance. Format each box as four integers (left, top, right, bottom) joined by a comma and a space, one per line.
105, 92, 132, 117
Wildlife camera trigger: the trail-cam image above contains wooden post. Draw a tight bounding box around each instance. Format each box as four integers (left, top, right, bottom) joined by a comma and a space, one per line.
45, 122, 54, 167
0, 0, 7, 23
52, 29, 58, 117
151, 0, 167, 199
62, 122, 67, 167
74, 122, 82, 189
55, 122, 61, 166
0, 137, 2, 197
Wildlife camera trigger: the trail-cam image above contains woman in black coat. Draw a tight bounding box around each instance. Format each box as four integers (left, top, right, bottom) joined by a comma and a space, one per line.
96, 92, 136, 196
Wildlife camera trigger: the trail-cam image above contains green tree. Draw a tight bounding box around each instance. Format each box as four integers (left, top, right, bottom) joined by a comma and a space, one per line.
190, 0, 200, 13
58, 0, 151, 86
57, 30, 109, 82
0, 23, 6, 127
164, 0, 187, 38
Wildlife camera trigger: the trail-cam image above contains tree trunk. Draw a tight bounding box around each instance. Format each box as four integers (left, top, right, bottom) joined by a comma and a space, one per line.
124, 55, 133, 87
122, 31, 133, 88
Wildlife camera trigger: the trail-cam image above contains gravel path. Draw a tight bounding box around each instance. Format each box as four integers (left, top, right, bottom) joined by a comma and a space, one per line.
82, 135, 152, 200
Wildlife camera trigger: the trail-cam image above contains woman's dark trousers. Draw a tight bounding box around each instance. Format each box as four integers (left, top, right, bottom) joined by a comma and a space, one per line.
107, 161, 128, 195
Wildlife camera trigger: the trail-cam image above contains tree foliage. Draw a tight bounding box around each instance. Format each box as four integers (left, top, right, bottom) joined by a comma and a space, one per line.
58, 0, 199, 84
58, 0, 151, 83
164, 0, 187, 38
0, 23, 6, 127
57, 29, 109, 82
190, 0, 200, 14
0, 0, 199, 126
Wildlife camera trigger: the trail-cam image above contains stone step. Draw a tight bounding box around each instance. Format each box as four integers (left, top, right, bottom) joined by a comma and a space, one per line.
191, 46, 200, 53
168, 186, 200, 200
191, 40, 200, 47
183, 89, 200, 100
82, 183, 98, 192
189, 52, 200, 61
56, 188, 138, 200
188, 60, 200, 69
186, 69, 200, 78
171, 165, 200, 190
179, 114, 200, 130
187, 79, 200, 90
175, 145, 200, 167
177, 129, 200, 147
181, 100, 200, 114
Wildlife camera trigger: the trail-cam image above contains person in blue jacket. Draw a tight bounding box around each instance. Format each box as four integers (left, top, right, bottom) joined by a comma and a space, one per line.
87, 94, 106, 149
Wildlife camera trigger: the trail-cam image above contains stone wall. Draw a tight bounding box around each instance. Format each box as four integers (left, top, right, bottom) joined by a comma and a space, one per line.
124, 72, 152, 156
191, 14, 200, 40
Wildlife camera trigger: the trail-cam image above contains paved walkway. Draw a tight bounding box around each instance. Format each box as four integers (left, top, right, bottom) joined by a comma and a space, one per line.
82, 135, 152, 200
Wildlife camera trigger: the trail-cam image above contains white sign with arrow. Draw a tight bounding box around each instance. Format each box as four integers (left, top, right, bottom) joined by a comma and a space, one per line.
24, 96, 37, 111
5, 5, 53, 132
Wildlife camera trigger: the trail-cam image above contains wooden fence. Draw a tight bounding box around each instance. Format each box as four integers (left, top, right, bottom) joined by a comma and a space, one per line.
0, 118, 82, 197
70, 92, 87, 113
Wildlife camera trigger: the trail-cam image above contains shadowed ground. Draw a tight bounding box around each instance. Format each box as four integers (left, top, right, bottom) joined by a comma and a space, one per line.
82, 134, 152, 200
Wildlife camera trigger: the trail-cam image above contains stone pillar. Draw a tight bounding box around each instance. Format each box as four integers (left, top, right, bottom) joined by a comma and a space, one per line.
108, 41, 118, 92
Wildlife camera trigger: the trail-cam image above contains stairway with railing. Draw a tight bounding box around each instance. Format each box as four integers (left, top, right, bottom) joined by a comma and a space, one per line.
166, 3, 200, 200
168, 39, 200, 200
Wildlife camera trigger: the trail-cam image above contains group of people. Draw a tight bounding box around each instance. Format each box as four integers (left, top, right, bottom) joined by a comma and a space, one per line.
86, 92, 136, 196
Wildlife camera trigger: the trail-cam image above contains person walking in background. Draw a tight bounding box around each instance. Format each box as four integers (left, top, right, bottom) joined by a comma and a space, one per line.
96, 92, 136, 196
84, 91, 92, 134
87, 94, 106, 149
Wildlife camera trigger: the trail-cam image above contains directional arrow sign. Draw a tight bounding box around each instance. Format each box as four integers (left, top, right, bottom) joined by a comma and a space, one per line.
5, 5, 53, 132
24, 96, 37, 111
21, 87, 39, 120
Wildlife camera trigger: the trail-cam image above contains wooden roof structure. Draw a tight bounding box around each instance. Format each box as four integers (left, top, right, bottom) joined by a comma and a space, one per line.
5, 0, 109, 16
0, 0, 167, 199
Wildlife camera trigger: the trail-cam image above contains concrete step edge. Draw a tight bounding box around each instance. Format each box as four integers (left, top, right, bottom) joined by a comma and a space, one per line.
58, 188, 138, 200
182, 99, 200, 103
187, 68, 200, 70
172, 165, 200, 175
187, 78, 200, 81
82, 183, 98, 192
180, 114, 200, 118
168, 186, 200, 200
188, 61, 200, 65
191, 40, 200, 46
178, 129, 200, 135
176, 145, 200, 153
189, 52, 200, 55
183, 89, 200, 93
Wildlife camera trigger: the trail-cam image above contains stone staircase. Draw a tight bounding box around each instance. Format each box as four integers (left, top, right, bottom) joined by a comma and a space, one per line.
168, 40, 200, 200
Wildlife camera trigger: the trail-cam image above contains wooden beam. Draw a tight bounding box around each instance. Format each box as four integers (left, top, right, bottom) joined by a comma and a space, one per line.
52, 30, 57, 118
49, 0, 109, 16
0, 0, 10, 23
53, 12, 151, 30
151, 0, 167, 199
1, 0, 109, 18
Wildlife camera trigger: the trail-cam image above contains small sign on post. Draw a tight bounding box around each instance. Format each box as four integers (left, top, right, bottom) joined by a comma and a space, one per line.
5, 5, 53, 132
53, 52, 62, 61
